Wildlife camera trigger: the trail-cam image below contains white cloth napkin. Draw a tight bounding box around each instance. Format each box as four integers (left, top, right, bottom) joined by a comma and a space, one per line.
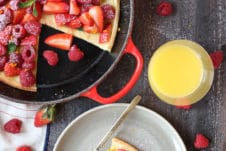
0, 98, 48, 151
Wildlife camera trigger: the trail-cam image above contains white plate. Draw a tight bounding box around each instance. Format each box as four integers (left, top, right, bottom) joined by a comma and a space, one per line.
53, 104, 187, 151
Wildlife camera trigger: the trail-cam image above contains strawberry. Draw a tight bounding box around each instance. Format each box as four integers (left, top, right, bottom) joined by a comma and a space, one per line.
83, 24, 98, 34
34, 105, 56, 127
79, 12, 94, 26
69, 0, 80, 15
43, 2, 69, 14
21, 14, 36, 24
4, 118, 22, 134
99, 23, 112, 43
44, 33, 73, 50
118, 150, 126, 151
33, 2, 43, 21
21, 35, 37, 46
67, 18, 82, 29
88, 6, 103, 32
210, 50, 224, 69
16, 145, 32, 151
12, 8, 26, 25
47, 0, 64, 2
194, 133, 210, 149
68, 44, 84, 62
4, 62, 21, 77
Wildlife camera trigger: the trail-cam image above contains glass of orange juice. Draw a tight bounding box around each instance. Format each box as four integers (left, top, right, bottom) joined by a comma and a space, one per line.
148, 40, 214, 106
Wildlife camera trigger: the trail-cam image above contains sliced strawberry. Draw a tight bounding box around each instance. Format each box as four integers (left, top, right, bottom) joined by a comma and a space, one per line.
44, 33, 73, 50
69, 0, 80, 15
88, 6, 103, 32
12, 8, 26, 25
21, 14, 36, 24
67, 18, 82, 29
43, 2, 69, 14
99, 23, 112, 43
83, 24, 98, 34
34, 105, 56, 127
79, 12, 94, 26
4, 62, 21, 77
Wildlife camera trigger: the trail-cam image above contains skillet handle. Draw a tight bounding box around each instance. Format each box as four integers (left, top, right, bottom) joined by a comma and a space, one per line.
80, 36, 143, 104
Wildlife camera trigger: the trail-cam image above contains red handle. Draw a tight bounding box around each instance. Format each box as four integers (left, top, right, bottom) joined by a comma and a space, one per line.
80, 36, 144, 104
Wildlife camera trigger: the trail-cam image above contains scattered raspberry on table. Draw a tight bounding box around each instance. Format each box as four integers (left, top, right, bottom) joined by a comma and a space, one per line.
194, 133, 210, 149
156, 1, 173, 16
4, 118, 22, 134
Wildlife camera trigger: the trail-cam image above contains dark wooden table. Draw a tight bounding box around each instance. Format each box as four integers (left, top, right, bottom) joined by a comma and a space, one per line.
47, 0, 226, 150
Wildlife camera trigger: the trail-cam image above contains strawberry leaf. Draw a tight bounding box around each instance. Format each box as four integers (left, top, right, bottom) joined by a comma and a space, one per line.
8, 43, 16, 54
19, 0, 35, 8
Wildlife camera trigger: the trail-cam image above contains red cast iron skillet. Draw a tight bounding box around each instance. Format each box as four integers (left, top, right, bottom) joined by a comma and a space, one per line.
0, 0, 143, 104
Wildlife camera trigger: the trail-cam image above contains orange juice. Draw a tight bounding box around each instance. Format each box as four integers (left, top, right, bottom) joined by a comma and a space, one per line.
148, 40, 214, 105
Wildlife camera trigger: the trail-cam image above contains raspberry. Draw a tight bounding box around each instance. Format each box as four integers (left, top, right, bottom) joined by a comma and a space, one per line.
194, 134, 210, 149
80, 3, 93, 13
21, 45, 36, 62
210, 50, 224, 69
68, 44, 84, 62
43, 50, 59, 66
19, 69, 36, 87
101, 4, 115, 20
92, 0, 100, 5
77, 0, 92, 4
22, 61, 35, 70
16, 145, 32, 151
176, 105, 191, 110
12, 24, 26, 39
4, 62, 21, 76
9, 0, 20, 11
0, 55, 8, 71
9, 52, 24, 67
67, 18, 82, 29
24, 21, 41, 36
0, 43, 6, 56
156, 1, 173, 16
4, 118, 22, 134
0, 8, 12, 30
21, 35, 37, 46
55, 14, 74, 25
0, 25, 13, 46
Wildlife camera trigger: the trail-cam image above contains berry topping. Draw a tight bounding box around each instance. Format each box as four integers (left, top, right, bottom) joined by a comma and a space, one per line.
156, 1, 173, 16
19, 70, 36, 87
0, 0, 7, 6
43, 50, 59, 66
21, 45, 36, 62
21, 35, 37, 46
9, 0, 20, 11
0, 8, 12, 30
0, 43, 6, 56
68, 44, 84, 62
69, 0, 80, 15
4, 118, 22, 134
67, 17, 82, 29
79, 12, 94, 26
99, 23, 112, 43
43, 2, 70, 14
89, 6, 104, 32
55, 13, 74, 25
210, 50, 224, 69
12, 24, 26, 38
9, 37, 20, 46
92, 0, 100, 5
16, 145, 32, 151
101, 4, 115, 20
24, 21, 41, 36
4, 62, 21, 76
80, 3, 93, 13
9, 52, 23, 67
0, 25, 12, 46
22, 61, 35, 70
77, 0, 92, 4
194, 133, 210, 149
0, 55, 8, 71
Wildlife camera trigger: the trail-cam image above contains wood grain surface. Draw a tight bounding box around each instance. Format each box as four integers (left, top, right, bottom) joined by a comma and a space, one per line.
47, 0, 226, 150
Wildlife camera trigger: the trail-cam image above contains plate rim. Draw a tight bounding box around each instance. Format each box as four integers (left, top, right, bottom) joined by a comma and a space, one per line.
53, 103, 187, 151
